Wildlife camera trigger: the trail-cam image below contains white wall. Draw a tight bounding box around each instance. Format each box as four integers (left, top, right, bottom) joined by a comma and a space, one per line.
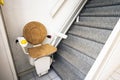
109, 67, 120, 80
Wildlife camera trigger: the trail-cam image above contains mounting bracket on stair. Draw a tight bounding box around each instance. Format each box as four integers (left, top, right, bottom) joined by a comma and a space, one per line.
51, 32, 68, 46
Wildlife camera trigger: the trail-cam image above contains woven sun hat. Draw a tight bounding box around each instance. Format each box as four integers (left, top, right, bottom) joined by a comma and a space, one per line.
23, 21, 47, 45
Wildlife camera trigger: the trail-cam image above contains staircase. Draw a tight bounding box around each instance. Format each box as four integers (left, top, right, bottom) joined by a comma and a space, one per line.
52, 0, 120, 80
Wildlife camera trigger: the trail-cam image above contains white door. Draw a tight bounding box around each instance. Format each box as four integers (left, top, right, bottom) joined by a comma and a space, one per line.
0, 8, 17, 80
1, 0, 86, 74
0, 32, 14, 80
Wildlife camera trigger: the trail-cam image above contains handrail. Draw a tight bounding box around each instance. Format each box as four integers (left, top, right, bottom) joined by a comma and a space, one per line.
85, 18, 120, 80
53, 0, 88, 47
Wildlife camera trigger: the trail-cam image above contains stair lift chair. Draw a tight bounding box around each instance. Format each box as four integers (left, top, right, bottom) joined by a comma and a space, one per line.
17, 21, 67, 76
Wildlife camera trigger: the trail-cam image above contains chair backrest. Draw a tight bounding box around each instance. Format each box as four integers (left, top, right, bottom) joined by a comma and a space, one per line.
23, 21, 47, 45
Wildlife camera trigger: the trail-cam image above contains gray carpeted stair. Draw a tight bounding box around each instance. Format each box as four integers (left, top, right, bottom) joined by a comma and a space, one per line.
52, 0, 120, 80
76, 17, 119, 29
68, 24, 111, 44
62, 34, 103, 59
86, 0, 120, 8
53, 54, 85, 80
81, 5, 120, 17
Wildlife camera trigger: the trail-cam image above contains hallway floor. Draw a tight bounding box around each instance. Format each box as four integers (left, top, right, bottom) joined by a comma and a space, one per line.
20, 69, 61, 80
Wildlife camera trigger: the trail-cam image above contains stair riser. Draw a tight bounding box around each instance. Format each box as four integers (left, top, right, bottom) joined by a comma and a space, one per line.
58, 44, 94, 74
62, 34, 103, 59
68, 25, 112, 44
86, 0, 120, 8
77, 17, 119, 29
87, 0, 120, 5
53, 54, 85, 80
81, 5, 120, 16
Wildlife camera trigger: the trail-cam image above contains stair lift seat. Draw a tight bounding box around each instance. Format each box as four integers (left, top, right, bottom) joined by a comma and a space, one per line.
28, 44, 57, 58
23, 21, 57, 58
18, 21, 57, 76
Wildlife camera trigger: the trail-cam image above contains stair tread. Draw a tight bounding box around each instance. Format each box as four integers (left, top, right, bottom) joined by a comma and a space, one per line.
86, 0, 120, 8
62, 34, 103, 59
81, 5, 120, 16
81, 12, 120, 17
79, 16, 119, 22
52, 54, 85, 80
75, 17, 119, 29
88, 0, 120, 3
68, 25, 111, 44
57, 43, 94, 75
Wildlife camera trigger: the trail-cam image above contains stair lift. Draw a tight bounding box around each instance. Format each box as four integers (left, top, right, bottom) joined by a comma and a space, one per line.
16, 21, 67, 76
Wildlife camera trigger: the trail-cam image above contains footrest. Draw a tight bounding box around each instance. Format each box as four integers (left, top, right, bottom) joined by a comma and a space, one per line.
34, 56, 51, 76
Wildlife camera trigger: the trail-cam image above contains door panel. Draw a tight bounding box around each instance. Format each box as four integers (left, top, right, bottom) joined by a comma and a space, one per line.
0, 33, 13, 80
0, 9, 17, 80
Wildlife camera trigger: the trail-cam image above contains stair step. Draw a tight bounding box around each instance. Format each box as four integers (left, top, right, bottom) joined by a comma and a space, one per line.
62, 34, 103, 59
57, 43, 95, 75
86, 0, 120, 8
88, 0, 119, 3
52, 54, 85, 80
76, 17, 119, 29
81, 5, 120, 17
68, 24, 111, 44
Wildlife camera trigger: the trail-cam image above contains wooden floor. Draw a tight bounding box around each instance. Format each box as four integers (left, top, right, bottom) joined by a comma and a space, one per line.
20, 69, 61, 80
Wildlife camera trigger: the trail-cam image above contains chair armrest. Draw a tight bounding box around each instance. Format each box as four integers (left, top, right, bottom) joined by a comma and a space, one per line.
17, 37, 28, 47
17, 37, 28, 54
